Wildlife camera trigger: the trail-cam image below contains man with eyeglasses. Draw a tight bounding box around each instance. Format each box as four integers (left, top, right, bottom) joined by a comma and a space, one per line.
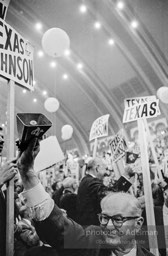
17, 139, 154, 256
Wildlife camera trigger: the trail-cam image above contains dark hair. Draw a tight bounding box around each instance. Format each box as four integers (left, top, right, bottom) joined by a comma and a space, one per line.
152, 183, 164, 206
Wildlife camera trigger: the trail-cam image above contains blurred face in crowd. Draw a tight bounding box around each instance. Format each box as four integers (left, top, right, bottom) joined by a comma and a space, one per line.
95, 158, 107, 180
99, 193, 143, 252
0, 128, 4, 154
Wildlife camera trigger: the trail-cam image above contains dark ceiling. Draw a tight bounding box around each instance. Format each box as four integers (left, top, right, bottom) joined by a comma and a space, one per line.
1, 0, 168, 156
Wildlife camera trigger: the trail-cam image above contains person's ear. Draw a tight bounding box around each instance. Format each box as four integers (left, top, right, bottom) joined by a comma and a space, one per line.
135, 217, 144, 231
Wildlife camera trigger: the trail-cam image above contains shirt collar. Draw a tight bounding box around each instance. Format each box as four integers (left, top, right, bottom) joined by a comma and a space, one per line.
88, 173, 96, 178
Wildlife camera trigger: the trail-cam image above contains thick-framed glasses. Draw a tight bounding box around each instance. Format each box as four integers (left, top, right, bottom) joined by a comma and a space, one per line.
98, 214, 140, 228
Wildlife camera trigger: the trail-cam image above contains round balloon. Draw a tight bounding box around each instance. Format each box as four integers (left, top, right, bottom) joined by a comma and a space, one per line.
44, 97, 60, 112
157, 86, 168, 104
42, 28, 70, 57
61, 124, 73, 140
61, 133, 71, 141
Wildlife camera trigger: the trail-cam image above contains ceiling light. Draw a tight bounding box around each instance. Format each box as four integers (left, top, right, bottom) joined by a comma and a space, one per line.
94, 21, 102, 30
116, 1, 125, 10
130, 20, 139, 29
22, 89, 27, 93
77, 63, 83, 70
63, 74, 68, 80
37, 50, 44, 57
79, 4, 87, 13
64, 49, 71, 56
42, 90, 47, 96
50, 61, 57, 68
33, 98, 37, 103
33, 80, 36, 85
1, 124, 5, 128
35, 22, 43, 31
108, 39, 115, 46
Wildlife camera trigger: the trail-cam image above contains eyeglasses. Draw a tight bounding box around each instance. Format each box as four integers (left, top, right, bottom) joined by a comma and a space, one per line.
98, 214, 140, 228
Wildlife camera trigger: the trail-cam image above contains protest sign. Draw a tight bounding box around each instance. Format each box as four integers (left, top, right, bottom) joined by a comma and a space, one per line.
109, 130, 127, 162
89, 114, 109, 141
0, 18, 34, 90
123, 100, 160, 123
0, 0, 10, 20
34, 136, 65, 172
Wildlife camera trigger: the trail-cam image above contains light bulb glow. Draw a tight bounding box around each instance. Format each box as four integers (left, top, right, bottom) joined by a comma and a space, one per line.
63, 74, 68, 80
42, 90, 47, 96
50, 61, 57, 68
108, 39, 115, 45
37, 50, 44, 57
116, 1, 125, 10
33, 98, 37, 103
64, 49, 71, 56
77, 63, 83, 70
94, 21, 102, 30
79, 4, 87, 13
131, 20, 139, 29
35, 22, 43, 31
22, 89, 27, 93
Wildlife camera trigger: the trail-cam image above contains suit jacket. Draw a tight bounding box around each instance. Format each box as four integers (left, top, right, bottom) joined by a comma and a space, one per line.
35, 204, 155, 256
76, 174, 132, 226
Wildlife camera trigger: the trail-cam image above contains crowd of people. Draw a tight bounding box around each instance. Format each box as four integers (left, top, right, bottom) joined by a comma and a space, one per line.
1, 127, 168, 256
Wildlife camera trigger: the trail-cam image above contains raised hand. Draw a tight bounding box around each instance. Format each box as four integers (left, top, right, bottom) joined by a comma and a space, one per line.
0, 158, 18, 187
17, 138, 40, 189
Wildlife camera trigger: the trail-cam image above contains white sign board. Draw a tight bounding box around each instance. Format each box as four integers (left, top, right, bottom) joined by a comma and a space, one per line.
89, 114, 110, 141
124, 96, 157, 108
109, 130, 127, 162
34, 136, 65, 172
0, 18, 34, 90
123, 97, 160, 123
0, 0, 10, 20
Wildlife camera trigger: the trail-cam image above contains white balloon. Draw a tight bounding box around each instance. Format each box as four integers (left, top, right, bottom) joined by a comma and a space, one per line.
44, 97, 60, 112
157, 86, 168, 104
61, 133, 71, 141
61, 124, 73, 140
42, 28, 70, 57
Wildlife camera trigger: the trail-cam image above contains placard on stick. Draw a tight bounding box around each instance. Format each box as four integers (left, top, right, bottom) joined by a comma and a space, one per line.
89, 114, 110, 157
0, 13, 34, 256
123, 96, 160, 256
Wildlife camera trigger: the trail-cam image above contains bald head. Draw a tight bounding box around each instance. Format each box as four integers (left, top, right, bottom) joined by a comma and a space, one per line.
101, 192, 142, 217
86, 157, 107, 179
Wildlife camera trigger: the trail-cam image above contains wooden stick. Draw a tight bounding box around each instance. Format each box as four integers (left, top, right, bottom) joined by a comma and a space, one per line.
6, 80, 15, 256
137, 119, 159, 256
134, 173, 138, 196
93, 138, 98, 158
143, 118, 163, 182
